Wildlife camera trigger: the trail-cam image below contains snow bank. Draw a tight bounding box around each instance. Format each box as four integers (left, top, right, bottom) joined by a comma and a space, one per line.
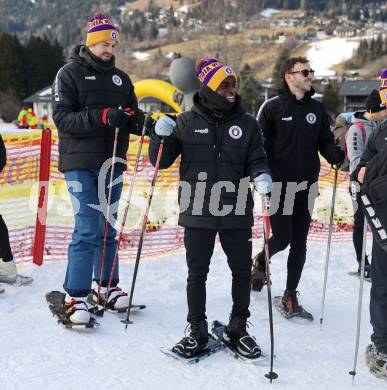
132, 51, 151, 61
260, 8, 280, 18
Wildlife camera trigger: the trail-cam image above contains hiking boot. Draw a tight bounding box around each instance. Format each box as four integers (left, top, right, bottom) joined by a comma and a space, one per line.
366, 343, 387, 377
357, 263, 371, 279
251, 254, 267, 292
0, 259, 17, 283
64, 297, 91, 324
282, 289, 304, 315
92, 286, 129, 310
172, 320, 209, 358
223, 316, 261, 359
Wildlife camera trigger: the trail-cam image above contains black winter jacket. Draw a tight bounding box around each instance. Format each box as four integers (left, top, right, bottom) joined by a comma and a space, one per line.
257, 87, 340, 185
52, 45, 142, 172
352, 119, 387, 180
0, 134, 6, 173
149, 89, 270, 230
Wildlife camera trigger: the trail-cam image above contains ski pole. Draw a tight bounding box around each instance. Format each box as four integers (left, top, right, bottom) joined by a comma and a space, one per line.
122, 137, 165, 329
103, 113, 154, 311
95, 122, 120, 315
261, 195, 278, 383
349, 216, 368, 383
319, 165, 339, 329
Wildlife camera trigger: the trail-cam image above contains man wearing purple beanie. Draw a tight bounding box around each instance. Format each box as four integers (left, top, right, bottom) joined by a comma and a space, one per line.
353, 69, 387, 378
52, 12, 144, 325
149, 58, 271, 359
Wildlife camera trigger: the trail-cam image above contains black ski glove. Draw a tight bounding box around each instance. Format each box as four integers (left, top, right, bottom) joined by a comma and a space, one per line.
102, 107, 135, 128
330, 148, 345, 167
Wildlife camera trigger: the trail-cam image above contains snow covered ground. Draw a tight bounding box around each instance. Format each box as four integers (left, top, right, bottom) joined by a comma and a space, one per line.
306, 37, 360, 77
0, 241, 380, 390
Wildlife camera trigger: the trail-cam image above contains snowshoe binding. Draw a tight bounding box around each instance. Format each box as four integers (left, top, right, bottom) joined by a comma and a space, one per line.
46, 291, 99, 329
88, 286, 146, 314
366, 343, 387, 378
274, 290, 313, 321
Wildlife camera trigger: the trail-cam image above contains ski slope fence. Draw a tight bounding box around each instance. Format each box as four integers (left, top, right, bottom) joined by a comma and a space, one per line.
0, 128, 359, 265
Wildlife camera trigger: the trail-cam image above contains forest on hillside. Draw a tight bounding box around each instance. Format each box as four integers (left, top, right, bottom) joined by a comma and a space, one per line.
0, 0, 385, 48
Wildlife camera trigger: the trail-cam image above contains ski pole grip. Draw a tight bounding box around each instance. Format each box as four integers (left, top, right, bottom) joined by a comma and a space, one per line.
144, 112, 155, 129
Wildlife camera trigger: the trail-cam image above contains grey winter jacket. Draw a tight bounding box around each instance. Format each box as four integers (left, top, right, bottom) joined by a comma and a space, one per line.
345, 111, 379, 173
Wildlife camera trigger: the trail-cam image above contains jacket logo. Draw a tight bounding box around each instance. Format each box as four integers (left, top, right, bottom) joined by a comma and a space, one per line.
229, 126, 242, 139
361, 194, 387, 240
85, 75, 96, 80
306, 113, 317, 124
281, 116, 292, 121
194, 128, 209, 134
112, 75, 122, 86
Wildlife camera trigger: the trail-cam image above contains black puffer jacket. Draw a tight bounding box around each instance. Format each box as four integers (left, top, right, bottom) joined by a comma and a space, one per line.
149, 87, 270, 229
0, 134, 6, 173
352, 119, 387, 180
257, 87, 341, 184
52, 45, 142, 172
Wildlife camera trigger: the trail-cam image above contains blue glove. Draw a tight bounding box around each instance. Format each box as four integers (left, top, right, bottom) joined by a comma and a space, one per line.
254, 173, 273, 195
155, 115, 176, 137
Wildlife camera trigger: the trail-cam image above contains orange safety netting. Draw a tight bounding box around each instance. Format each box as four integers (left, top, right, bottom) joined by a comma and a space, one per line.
0, 129, 359, 262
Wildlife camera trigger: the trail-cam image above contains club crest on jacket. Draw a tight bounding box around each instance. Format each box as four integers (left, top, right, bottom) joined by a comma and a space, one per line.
306, 113, 317, 124
112, 75, 122, 86
229, 125, 242, 139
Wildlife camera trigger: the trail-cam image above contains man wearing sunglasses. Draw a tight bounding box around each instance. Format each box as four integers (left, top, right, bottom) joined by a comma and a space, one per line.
252, 56, 344, 320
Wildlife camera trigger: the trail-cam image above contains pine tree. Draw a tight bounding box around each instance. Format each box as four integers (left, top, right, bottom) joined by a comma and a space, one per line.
323, 82, 341, 115
272, 46, 290, 92
0, 32, 24, 98
239, 64, 264, 115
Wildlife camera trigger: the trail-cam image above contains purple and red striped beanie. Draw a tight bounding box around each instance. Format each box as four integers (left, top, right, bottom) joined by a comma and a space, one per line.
195, 58, 237, 92
86, 13, 119, 47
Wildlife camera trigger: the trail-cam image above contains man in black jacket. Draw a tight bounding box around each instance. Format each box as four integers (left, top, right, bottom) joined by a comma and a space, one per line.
149, 58, 271, 359
252, 56, 344, 319
0, 134, 17, 284
352, 96, 387, 377
52, 12, 144, 325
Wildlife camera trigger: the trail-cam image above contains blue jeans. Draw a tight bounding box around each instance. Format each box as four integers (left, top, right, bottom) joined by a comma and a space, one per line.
63, 169, 123, 297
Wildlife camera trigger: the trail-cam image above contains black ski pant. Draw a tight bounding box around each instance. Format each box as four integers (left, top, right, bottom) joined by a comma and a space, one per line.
352, 190, 370, 266
257, 189, 314, 291
184, 227, 252, 323
370, 238, 387, 350
0, 214, 13, 261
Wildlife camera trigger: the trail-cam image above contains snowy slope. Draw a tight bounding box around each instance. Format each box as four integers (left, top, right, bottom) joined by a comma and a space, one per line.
306, 38, 360, 77
0, 242, 379, 390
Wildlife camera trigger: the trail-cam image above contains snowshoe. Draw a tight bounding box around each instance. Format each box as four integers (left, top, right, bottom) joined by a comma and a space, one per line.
161, 320, 223, 364
0, 274, 34, 286
274, 290, 313, 321
366, 343, 387, 378
46, 291, 99, 329
211, 319, 266, 363
88, 286, 145, 314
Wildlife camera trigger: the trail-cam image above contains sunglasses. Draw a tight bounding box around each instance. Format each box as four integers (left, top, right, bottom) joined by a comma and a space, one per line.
288, 69, 315, 77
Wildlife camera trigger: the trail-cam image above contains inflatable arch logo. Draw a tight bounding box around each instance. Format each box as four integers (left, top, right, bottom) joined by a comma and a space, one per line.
133, 79, 184, 114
